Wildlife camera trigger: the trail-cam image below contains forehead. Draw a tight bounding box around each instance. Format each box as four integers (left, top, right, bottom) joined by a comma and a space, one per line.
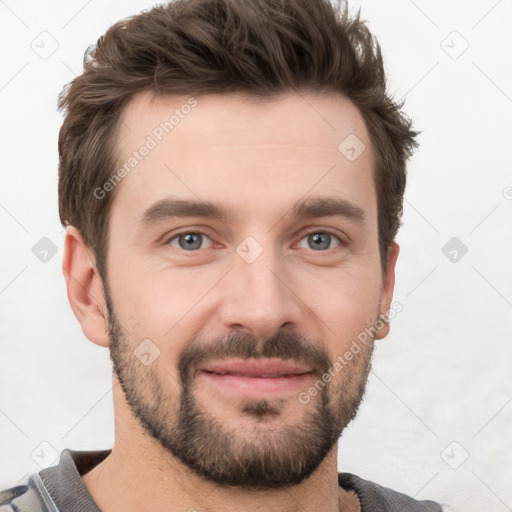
111, 90, 376, 227
117, 90, 370, 155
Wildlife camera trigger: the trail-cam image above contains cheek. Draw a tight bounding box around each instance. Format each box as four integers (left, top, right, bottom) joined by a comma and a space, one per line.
107, 261, 224, 373
301, 270, 381, 363
305, 263, 381, 318
108, 259, 203, 323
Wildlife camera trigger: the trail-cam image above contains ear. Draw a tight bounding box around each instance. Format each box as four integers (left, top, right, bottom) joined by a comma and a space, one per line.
62, 226, 110, 348
375, 241, 400, 340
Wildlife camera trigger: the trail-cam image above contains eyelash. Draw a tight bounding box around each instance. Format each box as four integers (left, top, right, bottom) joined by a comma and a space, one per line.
164, 228, 346, 253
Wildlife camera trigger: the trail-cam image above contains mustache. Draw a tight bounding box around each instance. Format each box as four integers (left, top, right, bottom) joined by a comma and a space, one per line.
177, 330, 333, 383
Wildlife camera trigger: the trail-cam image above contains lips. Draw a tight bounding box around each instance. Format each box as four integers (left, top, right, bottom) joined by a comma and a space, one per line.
201, 358, 313, 378
198, 358, 315, 398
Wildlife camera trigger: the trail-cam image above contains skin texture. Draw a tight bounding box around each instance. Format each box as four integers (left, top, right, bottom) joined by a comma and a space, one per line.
63, 91, 399, 512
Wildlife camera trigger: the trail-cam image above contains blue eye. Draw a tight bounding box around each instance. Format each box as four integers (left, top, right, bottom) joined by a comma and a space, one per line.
168, 232, 214, 251
298, 231, 342, 251
166, 230, 343, 253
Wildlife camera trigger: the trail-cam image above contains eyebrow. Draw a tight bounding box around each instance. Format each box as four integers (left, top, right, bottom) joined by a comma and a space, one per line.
289, 196, 366, 224
140, 196, 366, 227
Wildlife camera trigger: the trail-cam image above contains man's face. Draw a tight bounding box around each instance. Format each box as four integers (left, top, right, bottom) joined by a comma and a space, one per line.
102, 91, 395, 488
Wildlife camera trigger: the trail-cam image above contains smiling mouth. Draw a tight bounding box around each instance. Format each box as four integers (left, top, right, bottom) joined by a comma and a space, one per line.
201, 357, 313, 377
203, 370, 311, 377
198, 358, 315, 397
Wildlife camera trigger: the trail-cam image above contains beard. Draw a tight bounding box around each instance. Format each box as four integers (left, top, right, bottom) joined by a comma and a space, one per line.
106, 295, 377, 490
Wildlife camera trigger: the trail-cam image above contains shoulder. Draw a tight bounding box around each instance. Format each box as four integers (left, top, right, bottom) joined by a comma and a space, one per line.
0, 484, 28, 509
0, 474, 55, 512
338, 472, 444, 512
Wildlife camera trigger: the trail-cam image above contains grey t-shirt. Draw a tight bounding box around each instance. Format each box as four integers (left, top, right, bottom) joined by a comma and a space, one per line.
0, 449, 443, 511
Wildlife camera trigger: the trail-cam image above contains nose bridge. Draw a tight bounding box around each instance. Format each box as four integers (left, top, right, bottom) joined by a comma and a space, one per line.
219, 235, 302, 338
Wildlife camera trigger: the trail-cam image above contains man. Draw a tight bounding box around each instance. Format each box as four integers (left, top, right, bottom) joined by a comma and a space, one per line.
0, 0, 443, 510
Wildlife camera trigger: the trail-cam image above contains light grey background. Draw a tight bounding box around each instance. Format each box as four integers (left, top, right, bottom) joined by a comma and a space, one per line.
1, 1, 511, 510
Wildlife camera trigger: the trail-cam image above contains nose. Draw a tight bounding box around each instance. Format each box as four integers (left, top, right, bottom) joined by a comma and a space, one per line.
217, 240, 303, 340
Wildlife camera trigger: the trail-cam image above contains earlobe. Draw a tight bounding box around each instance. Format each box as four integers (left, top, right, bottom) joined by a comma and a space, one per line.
375, 242, 400, 341
62, 226, 110, 348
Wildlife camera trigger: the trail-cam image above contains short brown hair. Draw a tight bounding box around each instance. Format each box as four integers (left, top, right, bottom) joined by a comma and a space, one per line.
58, 0, 419, 278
